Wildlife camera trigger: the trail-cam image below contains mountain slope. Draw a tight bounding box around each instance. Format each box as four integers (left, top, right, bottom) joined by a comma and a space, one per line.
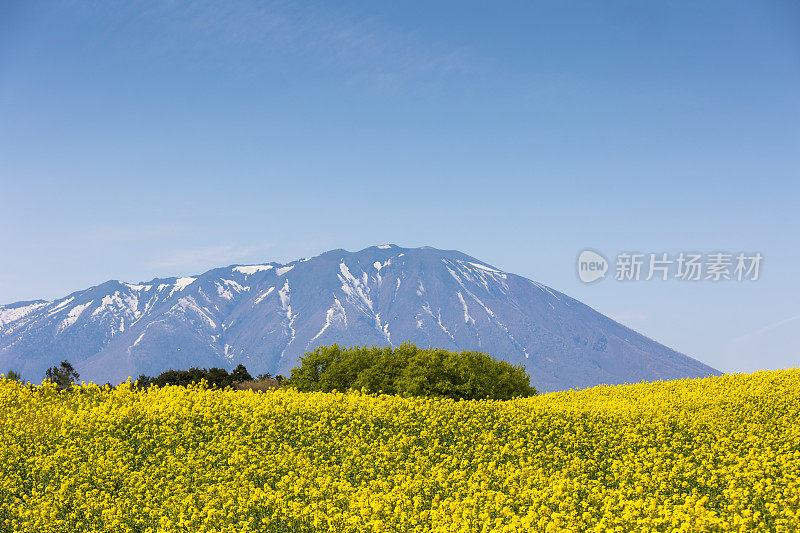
0, 245, 720, 391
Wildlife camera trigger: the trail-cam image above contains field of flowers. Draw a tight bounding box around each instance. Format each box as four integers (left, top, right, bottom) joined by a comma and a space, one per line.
1, 369, 798, 532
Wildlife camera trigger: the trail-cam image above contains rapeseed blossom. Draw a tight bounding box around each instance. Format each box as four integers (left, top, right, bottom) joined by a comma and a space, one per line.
0, 369, 798, 532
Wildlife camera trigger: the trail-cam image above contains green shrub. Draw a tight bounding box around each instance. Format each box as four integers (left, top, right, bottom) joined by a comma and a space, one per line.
44, 360, 80, 390
287, 343, 536, 400
138, 364, 254, 389
3, 370, 22, 382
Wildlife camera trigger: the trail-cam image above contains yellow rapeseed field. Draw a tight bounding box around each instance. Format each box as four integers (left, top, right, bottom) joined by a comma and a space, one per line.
1, 369, 799, 532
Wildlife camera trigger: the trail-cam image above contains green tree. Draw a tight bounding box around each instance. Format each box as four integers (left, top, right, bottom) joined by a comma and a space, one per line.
3, 370, 22, 382
44, 360, 80, 390
205, 367, 232, 388
136, 374, 153, 389
150, 367, 231, 388
231, 364, 252, 382
287, 343, 537, 400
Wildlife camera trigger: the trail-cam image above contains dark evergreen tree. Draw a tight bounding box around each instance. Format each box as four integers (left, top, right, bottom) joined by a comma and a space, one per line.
44, 360, 80, 390
231, 364, 252, 382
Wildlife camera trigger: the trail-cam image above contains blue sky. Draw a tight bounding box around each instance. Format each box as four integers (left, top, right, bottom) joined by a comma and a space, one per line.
1, 0, 798, 373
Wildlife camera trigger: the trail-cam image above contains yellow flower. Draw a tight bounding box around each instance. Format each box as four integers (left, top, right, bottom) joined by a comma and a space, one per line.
0, 369, 798, 531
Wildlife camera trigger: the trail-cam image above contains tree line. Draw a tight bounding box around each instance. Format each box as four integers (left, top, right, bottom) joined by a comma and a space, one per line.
3, 343, 537, 399
135, 364, 264, 389
2, 360, 82, 390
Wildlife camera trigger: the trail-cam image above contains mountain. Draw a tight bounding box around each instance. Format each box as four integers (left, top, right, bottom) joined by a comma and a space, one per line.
0, 245, 719, 392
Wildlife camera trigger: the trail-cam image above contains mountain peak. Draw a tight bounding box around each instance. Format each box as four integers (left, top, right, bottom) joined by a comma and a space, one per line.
0, 245, 719, 391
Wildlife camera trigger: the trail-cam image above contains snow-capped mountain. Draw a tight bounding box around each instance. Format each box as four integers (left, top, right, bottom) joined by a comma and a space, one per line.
0, 245, 719, 391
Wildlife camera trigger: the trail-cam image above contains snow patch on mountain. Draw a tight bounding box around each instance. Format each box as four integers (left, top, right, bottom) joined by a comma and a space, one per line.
421, 302, 455, 343
57, 301, 93, 334
466, 261, 504, 275
93, 292, 141, 322
310, 297, 347, 344
124, 283, 151, 291
338, 262, 374, 314
375, 312, 393, 345
48, 297, 75, 315
169, 277, 197, 297
133, 330, 146, 347
233, 264, 274, 275
529, 279, 561, 300
174, 296, 216, 329
0, 302, 47, 326
215, 279, 248, 300
254, 287, 275, 305
457, 292, 474, 324
278, 279, 295, 359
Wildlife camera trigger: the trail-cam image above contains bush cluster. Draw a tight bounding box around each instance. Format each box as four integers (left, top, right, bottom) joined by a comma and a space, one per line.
287, 343, 537, 399
137, 364, 253, 389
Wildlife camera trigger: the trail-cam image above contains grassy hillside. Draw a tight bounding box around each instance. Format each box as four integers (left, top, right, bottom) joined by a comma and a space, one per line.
1, 369, 798, 532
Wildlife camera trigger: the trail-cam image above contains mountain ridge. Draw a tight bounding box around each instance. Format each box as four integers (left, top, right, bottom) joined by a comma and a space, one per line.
0, 244, 720, 392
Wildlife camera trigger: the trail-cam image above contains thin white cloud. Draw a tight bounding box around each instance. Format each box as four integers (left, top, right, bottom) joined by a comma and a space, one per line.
730, 314, 800, 344
107, 0, 472, 90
